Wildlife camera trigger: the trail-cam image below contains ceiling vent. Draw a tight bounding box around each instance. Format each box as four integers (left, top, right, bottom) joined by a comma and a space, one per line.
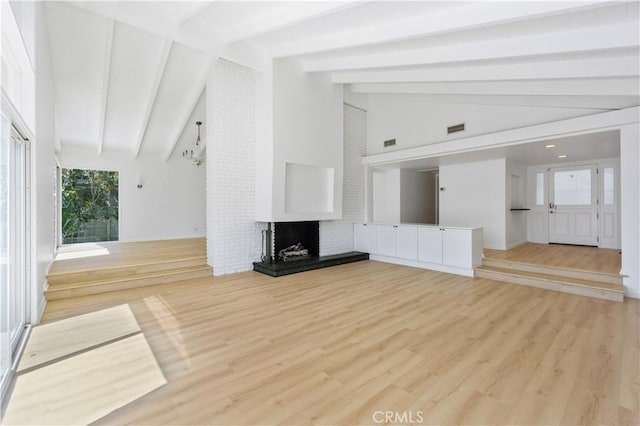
447, 123, 465, 134
383, 138, 396, 147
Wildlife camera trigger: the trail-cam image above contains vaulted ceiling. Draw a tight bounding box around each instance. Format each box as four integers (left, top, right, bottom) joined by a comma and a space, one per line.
46, 1, 640, 159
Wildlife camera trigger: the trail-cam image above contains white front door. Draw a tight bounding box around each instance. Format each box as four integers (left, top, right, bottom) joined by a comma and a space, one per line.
548, 165, 598, 246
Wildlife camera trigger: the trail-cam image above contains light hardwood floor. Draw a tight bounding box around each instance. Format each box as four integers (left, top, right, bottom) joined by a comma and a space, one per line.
48, 238, 206, 275
483, 242, 622, 274
31, 261, 639, 425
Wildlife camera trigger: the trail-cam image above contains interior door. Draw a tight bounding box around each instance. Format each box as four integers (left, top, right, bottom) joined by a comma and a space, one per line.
548, 165, 598, 246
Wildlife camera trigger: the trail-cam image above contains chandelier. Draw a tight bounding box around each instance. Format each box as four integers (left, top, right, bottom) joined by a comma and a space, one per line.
182, 121, 205, 166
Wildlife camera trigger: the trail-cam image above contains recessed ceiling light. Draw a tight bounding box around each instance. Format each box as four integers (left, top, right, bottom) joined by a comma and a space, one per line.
558, 154, 568, 158
545, 144, 556, 148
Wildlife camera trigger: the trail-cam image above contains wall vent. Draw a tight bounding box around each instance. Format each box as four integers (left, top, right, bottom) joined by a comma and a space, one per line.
383, 138, 396, 147
447, 123, 465, 134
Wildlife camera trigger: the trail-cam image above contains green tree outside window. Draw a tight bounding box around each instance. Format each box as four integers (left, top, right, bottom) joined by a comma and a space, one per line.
61, 169, 119, 244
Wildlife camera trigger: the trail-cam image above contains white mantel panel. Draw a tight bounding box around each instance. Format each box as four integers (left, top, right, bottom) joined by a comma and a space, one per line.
270, 58, 344, 221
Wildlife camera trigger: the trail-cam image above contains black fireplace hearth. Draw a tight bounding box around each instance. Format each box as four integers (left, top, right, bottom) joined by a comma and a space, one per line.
253, 220, 368, 277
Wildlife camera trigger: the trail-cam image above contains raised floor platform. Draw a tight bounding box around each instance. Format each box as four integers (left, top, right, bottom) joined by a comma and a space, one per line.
253, 251, 369, 277
46, 238, 211, 300
477, 243, 625, 302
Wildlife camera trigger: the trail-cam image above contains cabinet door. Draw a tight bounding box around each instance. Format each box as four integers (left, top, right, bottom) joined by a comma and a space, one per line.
396, 226, 418, 260
418, 227, 443, 264
442, 228, 472, 268
354, 224, 377, 253
376, 225, 397, 257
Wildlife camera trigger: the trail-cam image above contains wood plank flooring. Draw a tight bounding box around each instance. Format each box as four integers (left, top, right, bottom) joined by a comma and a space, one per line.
32, 261, 639, 425
48, 238, 206, 275
483, 242, 622, 274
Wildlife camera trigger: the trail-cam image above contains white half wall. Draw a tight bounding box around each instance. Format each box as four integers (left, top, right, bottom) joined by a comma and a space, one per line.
56, 146, 205, 242
439, 159, 506, 249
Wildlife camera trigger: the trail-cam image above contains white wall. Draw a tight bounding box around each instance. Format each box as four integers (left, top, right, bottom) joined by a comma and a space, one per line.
367, 94, 608, 156
263, 58, 343, 222
2, 1, 57, 324
2, 1, 36, 133
32, 1, 57, 323
620, 124, 640, 298
57, 146, 205, 242
424, 171, 437, 224
320, 104, 366, 256
400, 169, 432, 224
343, 86, 368, 111
207, 59, 262, 275
372, 168, 400, 223
439, 159, 506, 249
505, 159, 527, 249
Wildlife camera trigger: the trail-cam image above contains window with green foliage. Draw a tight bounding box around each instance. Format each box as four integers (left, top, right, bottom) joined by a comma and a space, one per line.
61, 168, 119, 244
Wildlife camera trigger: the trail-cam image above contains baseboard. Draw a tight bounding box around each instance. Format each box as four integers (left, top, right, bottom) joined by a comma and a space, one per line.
37, 292, 47, 324
506, 240, 528, 250
625, 289, 640, 299
483, 244, 508, 251
369, 254, 475, 278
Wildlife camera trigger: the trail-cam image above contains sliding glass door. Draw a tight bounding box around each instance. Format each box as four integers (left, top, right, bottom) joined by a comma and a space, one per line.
0, 113, 30, 403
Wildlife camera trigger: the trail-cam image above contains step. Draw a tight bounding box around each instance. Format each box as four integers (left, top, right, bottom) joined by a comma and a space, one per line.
482, 257, 623, 285
46, 256, 207, 286
45, 265, 213, 301
475, 265, 625, 302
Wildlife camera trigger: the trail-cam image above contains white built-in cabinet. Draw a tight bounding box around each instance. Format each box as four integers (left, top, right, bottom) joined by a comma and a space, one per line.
355, 223, 483, 277
396, 226, 418, 260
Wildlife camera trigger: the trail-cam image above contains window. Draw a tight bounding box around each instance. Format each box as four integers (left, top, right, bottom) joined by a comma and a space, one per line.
604, 167, 614, 205
553, 169, 592, 205
535, 172, 544, 205
61, 169, 119, 244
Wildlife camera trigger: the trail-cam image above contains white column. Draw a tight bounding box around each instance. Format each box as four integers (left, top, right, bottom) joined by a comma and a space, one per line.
620, 123, 640, 298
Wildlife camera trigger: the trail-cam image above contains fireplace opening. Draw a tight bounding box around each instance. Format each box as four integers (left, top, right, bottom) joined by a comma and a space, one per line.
274, 221, 319, 262
254, 220, 368, 277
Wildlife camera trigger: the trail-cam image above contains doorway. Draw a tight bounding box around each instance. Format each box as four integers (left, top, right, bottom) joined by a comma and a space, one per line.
1, 117, 31, 403
548, 165, 598, 246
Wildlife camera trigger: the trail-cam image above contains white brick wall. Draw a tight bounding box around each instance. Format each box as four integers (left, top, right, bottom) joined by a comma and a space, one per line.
320, 104, 367, 255
206, 59, 263, 275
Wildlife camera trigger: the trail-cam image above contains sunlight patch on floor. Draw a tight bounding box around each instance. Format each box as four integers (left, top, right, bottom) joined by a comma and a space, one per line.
54, 247, 111, 261
18, 304, 140, 372
4, 333, 166, 425
144, 296, 190, 366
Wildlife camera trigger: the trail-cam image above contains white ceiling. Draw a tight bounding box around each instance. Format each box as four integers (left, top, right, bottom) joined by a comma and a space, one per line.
46, 1, 640, 160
